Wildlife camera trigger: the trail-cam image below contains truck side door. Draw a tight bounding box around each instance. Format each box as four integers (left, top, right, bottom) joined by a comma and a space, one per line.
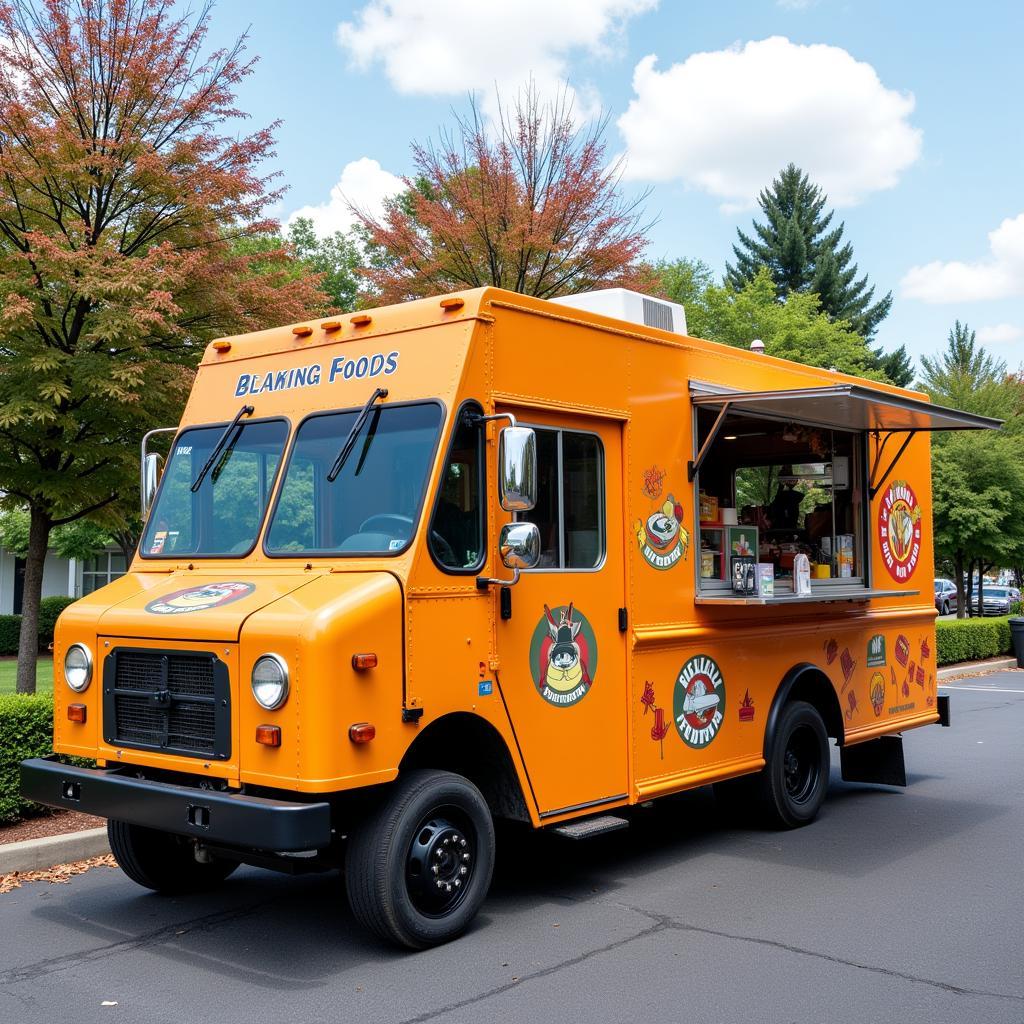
494, 410, 628, 818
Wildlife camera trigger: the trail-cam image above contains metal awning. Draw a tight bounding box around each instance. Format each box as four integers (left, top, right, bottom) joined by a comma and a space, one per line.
687, 383, 1002, 496
689, 383, 1002, 433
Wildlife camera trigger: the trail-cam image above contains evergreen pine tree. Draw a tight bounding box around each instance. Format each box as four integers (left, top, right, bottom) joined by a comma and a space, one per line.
726, 164, 892, 340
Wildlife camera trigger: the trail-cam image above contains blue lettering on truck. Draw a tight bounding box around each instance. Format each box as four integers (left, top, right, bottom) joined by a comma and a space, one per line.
234, 351, 399, 397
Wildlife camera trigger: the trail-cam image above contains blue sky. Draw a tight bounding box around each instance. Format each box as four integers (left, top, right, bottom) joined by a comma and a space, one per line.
207, 0, 1024, 372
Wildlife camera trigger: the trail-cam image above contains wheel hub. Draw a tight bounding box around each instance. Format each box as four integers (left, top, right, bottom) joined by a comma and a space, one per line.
406, 815, 473, 915
783, 726, 819, 804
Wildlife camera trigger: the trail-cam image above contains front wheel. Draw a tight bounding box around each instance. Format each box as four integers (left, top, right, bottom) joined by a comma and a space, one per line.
754, 701, 830, 829
941, 601, 950, 615
345, 770, 495, 949
107, 820, 238, 894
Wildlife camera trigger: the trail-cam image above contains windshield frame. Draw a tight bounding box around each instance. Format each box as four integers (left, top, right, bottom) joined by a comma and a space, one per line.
262, 398, 446, 560
139, 415, 291, 560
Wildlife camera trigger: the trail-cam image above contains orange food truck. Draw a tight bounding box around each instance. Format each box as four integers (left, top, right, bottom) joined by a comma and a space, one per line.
21, 287, 999, 948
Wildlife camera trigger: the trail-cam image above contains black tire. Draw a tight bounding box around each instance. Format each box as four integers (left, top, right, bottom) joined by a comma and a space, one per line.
754, 701, 830, 829
941, 601, 950, 616
345, 769, 495, 949
107, 820, 238, 894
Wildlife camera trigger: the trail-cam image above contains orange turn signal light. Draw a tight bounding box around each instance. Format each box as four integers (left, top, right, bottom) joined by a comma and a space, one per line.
352, 652, 378, 670
322, 321, 342, 332
440, 296, 464, 311
212, 340, 232, 352
292, 325, 313, 338
349, 722, 376, 744
67, 703, 87, 723
350, 313, 372, 327
255, 724, 281, 747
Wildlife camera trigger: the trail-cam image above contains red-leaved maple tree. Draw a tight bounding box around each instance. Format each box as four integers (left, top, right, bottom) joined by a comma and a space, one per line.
0, 0, 327, 693
356, 86, 653, 304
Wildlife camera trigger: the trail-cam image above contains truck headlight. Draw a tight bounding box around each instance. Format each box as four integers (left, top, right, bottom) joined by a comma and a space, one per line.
64, 644, 92, 692
251, 654, 289, 710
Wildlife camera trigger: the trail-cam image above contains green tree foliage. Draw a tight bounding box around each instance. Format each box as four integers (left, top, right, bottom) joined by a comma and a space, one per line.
686, 268, 880, 376
923, 322, 1024, 615
932, 432, 1024, 617
234, 216, 360, 313
869, 344, 915, 388
0, 508, 111, 560
919, 321, 1017, 419
726, 164, 892, 341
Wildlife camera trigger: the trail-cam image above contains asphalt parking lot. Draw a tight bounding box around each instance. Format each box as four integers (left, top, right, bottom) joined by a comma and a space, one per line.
2, 671, 1023, 1024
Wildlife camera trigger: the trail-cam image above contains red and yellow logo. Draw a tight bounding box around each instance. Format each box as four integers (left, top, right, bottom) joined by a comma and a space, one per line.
145, 581, 255, 615
878, 481, 922, 582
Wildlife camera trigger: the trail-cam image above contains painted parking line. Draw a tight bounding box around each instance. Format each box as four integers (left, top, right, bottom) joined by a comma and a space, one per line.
938, 685, 1024, 694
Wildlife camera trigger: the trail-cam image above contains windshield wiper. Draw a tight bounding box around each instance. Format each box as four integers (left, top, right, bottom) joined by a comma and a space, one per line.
327, 387, 388, 482
191, 404, 254, 492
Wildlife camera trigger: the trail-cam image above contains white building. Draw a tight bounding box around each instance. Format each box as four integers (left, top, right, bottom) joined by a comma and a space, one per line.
0, 544, 126, 614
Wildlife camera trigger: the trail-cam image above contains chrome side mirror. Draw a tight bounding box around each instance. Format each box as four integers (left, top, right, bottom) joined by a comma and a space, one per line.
499, 521, 540, 571
499, 426, 536, 512
141, 452, 162, 520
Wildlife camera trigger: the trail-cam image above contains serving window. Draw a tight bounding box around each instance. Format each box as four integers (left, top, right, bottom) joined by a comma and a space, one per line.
693, 408, 867, 600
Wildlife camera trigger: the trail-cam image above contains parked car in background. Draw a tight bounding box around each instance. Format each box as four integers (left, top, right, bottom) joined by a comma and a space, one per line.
972, 586, 1014, 616
934, 578, 958, 616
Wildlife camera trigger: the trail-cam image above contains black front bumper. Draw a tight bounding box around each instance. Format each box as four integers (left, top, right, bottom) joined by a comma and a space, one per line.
20, 757, 331, 852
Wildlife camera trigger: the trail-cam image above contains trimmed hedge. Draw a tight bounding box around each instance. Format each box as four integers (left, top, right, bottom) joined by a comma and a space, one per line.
37, 595, 77, 650
0, 694, 53, 823
0, 616, 18, 657
935, 616, 1016, 666
0, 596, 79, 655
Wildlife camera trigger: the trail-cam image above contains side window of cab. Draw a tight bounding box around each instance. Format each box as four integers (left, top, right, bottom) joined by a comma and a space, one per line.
429, 406, 485, 572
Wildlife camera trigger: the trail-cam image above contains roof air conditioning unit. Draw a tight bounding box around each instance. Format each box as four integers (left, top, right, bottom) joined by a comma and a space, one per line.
550, 288, 687, 336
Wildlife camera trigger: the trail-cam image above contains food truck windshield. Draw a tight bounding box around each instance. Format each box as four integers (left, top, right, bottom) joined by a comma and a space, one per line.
141, 402, 443, 559
694, 408, 867, 594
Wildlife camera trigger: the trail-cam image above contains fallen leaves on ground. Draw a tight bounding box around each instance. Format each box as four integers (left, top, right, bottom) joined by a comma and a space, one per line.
0, 854, 116, 894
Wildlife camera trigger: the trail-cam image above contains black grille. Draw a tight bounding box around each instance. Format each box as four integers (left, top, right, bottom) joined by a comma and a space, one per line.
104, 649, 230, 760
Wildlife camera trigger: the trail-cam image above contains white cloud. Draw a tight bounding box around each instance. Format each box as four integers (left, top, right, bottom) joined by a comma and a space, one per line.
337, 0, 656, 119
285, 158, 405, 237
617, 36, 922, 210
901, 213, 1024, 303
976, 323, 1023, 344
777, 0, 816, 9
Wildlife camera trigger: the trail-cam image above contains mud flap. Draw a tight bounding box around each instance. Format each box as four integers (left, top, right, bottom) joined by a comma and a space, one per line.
840, 735, 907, 787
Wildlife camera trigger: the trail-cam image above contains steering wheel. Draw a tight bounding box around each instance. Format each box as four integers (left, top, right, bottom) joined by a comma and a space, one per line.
359, 513, 415, 537
357, 513, 458, 565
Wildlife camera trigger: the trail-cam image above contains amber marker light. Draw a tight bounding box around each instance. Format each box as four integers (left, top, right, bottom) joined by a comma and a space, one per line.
349, 723, 376, 744
212, 340, 232, 352
255, 724, 281, 747
352, 652, 378, 670
292, 325, 313, 338
440, 297, 464, 311
322, 321, 342, 332
67, 703, 87, 723
350, 313, 372, 327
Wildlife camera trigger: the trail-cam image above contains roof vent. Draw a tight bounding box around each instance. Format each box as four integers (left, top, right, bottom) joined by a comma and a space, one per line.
550, 288, 687, 335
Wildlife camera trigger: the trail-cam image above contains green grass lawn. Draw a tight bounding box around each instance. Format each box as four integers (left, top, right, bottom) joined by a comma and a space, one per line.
0, 657, 54, 696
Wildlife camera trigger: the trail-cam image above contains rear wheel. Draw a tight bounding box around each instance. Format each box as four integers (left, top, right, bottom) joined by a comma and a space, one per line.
941, 600, 950, 615
754, 701, 830, 829
345, 769, 495, 949
107, 820, 237, 893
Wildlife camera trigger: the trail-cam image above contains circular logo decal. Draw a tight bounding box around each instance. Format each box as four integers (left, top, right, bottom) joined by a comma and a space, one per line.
145, 581, 255, 615
878, 481, 922, 582
673, 655, 726, 749
528, 603, 598, 707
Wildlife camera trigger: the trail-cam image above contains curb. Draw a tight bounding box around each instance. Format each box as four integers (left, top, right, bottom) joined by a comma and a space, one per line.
937, 657, 1020, 681
0, 827, 109, 876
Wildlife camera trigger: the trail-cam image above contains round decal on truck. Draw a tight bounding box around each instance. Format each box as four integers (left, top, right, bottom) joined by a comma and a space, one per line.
529, 603, 598, 708
878, 481, 922, 582
673, 654, 726, 749
145, 581, 255, 615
